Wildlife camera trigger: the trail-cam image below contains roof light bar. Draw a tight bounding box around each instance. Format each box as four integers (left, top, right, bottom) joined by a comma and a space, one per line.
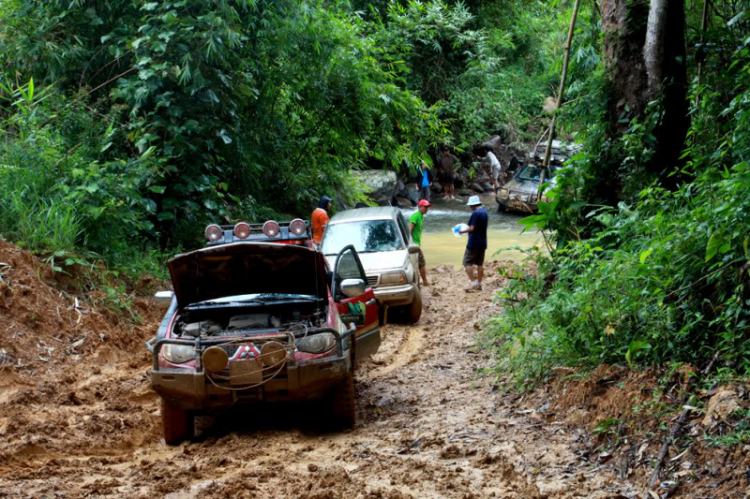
289, 218, 306, 236
205, 224, 223, 242
262, 220, 280, 238
233, 222, 251, 239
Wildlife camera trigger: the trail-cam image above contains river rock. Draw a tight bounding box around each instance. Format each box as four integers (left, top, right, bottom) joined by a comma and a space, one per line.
432, 181, 444, 194
470, 182, 485, 193
479, 135, 503, 153
353, 169, 398, 206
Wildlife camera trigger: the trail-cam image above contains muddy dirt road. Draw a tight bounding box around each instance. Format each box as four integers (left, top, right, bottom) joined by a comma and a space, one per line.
0, 244, 639, 498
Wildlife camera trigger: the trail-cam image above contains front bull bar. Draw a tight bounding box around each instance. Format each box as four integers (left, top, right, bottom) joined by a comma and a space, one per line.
145, 326, 356, 371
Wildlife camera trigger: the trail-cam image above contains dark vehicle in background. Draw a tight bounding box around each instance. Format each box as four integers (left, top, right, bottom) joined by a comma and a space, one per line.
147, 220, 380, 444
321, 207, 423, 324
496, 140, 582, 213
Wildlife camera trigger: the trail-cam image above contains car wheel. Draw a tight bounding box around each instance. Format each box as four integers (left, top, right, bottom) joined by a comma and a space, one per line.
407, 286, 422, 324
162, 399, 194, 445
330, 372, 356, 429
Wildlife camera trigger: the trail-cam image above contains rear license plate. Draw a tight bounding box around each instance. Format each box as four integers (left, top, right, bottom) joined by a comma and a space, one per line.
229, 359, 263, 385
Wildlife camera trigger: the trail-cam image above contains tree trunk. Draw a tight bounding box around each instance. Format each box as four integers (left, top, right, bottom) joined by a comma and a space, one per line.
646, 0, 689, 188
601, 0, 689, 189
601, 0, 650, 134
644, 0, 668, 94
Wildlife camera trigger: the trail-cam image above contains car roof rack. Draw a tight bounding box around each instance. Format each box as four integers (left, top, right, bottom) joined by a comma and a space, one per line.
206, 221, 311, 246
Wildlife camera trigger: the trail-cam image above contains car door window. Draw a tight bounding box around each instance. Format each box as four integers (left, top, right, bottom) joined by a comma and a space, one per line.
396, 214, 410, 245
332, 245, 366, 300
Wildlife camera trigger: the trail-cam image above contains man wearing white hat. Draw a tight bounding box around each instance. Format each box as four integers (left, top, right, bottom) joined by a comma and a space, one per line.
458, 196, 488, 292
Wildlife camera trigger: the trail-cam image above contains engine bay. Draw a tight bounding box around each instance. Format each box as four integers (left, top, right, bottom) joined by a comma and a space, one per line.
172, 301, 328, 338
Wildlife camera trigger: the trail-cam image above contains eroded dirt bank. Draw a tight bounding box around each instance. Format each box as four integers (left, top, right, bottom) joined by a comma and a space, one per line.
0, 239, 643, 498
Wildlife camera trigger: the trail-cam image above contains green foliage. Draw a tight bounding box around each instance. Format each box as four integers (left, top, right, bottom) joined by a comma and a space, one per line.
490, 46, 750, 382
0, 0, 458, 269
367, 0, 581, 147
705, 408, 750, 449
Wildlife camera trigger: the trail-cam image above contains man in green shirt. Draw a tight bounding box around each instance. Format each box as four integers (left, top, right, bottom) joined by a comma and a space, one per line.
408, 199, 431, 286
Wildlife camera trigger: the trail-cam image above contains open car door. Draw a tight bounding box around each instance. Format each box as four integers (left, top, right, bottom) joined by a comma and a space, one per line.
332, 245, 380, 363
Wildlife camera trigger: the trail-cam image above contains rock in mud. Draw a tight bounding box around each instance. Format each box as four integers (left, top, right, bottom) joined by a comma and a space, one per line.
702, 387, 741, 426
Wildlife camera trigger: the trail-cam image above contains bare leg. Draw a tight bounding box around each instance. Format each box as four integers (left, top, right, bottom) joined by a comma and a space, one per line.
464, 265, 475, 282
477, 265, 484, 283
419, 266, 429, 286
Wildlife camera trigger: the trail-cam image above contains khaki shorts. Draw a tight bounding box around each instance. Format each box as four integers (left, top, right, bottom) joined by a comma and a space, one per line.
417, 247, 426, 268
462, 247, 485, 267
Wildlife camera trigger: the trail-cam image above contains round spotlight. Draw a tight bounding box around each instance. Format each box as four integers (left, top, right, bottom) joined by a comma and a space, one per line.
202, 346, 229, 373
262, 220, 280, 238
260, 341, 287, 367
205, 224, 223, 242
234, 222, 251, 239
289, 218, 306, 236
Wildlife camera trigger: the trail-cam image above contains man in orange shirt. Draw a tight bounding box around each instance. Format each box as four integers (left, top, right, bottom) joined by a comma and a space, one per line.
311, 195, 332, 246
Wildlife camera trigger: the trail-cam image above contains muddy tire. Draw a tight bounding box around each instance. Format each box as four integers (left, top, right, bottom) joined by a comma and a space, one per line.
330, 373, 356, 429
162, 400, 194, 445
407, 286, 422, 324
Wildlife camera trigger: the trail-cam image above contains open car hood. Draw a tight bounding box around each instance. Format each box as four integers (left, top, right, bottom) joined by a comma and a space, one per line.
167, 243, 329, 306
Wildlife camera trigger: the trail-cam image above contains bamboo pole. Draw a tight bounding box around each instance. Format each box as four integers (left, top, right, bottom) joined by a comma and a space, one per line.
539, 0, 582, 193
695, 0, 709, 105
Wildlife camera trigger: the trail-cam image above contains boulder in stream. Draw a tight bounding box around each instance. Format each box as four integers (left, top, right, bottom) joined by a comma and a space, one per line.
470, 182, 485, 193
353, 169, 398, 206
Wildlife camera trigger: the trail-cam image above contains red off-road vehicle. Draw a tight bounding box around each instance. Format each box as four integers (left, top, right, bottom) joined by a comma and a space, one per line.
146, 220, 380, 444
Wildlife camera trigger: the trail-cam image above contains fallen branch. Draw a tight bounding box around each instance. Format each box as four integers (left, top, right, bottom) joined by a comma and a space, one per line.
647, 351, 720, 491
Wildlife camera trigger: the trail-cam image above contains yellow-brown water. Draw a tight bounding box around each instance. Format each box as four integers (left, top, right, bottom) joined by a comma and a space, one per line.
421, 229, 541, 268
400, 193, 542, 268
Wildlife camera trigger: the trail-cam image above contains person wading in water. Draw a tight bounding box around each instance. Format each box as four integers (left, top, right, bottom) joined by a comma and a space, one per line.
439, 147, 459, 201
413, 164, 434, 202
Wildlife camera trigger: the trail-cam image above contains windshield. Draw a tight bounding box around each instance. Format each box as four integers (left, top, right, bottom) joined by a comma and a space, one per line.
518, 165, 559, 181
322, 219, 404, 255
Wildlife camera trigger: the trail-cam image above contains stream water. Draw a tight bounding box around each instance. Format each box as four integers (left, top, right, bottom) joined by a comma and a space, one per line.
400, 193, 541, 268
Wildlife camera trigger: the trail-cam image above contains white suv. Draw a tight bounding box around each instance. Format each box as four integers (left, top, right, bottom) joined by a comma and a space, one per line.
321, 207, 422, 323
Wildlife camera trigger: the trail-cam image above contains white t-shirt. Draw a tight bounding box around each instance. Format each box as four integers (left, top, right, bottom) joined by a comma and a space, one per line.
487, 152, 502, 179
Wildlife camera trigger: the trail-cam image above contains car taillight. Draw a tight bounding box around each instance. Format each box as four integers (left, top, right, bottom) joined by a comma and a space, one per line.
289, 218, 306, 236
263, 220, 280, 238
234, 222, 251, 239
205, 224, 222, 242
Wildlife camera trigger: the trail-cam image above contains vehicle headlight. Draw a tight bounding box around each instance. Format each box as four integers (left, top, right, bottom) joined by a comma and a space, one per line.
498, 188, 509, 199
162, 343, 196, 364
260, 341, 287, 367
380, 271, 406, 285
297, 333, 336, 354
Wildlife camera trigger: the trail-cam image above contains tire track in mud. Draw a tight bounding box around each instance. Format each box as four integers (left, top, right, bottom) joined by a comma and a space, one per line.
0, 263, 641, 498
367, 325, 425, 380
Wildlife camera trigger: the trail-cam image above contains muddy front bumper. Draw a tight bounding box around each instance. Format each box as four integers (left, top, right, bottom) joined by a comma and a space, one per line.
146, 327, 354, 412
373, 283, 415, 307
496, 194, 537, 213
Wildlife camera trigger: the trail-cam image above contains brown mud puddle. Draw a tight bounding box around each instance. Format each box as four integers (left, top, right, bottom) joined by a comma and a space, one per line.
1, 237, 737, 497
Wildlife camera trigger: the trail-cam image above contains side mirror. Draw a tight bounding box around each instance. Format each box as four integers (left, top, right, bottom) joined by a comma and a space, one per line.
408, 245, 421, 255
340, 278, 366, 298
153, 291, 175, 310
